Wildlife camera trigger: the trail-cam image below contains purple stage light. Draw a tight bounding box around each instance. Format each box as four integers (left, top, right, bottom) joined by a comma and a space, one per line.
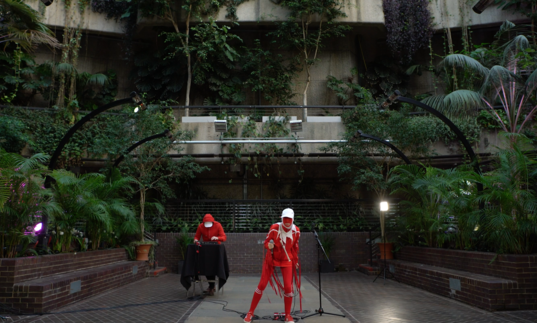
34, 223, 43, 232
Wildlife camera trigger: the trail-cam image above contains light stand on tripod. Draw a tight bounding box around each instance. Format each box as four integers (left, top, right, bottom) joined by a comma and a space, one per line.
302, 223, 346, 320
373, 201, 398, 283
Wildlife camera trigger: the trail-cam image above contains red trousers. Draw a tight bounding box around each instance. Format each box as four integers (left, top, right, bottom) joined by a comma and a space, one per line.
247, 266, 293, 316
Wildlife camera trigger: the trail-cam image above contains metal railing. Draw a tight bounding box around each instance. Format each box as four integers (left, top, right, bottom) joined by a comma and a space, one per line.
149, 199, 399, 233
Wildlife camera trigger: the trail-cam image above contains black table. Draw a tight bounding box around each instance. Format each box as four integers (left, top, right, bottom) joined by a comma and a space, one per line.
180, 244, 229, 291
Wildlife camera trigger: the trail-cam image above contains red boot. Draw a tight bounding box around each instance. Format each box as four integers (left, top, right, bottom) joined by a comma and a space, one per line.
243, 312, 254, 323
285, 315, 294, 323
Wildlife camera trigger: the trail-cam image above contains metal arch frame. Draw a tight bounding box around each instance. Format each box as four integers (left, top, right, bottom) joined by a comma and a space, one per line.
391, 90, 483, 194
355, 130, 412, 165
39, 92, 144, 251
113, 130, 172, 167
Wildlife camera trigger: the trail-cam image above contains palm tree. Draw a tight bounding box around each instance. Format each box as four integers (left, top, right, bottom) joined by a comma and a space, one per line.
422, 21, 537, 139
473, 142, 537, 254
389, 164, 476, 248
0, 149, 58, 258
48, 170, 138, 252
0, 0, 59, 51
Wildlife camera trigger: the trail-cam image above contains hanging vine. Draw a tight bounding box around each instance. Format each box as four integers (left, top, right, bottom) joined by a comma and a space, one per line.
382, 0, 433, 65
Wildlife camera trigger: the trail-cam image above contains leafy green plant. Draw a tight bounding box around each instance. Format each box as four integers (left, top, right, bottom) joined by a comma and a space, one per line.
114, 106, 209, 241
272, 0, 351, 107
131, 48, 187, 101
49, 170, 138, 252
0, 150, 57, 258
175, 225, 194, 260
362, 57, 408, 99
318, 232, 335, 258
327, 68, 377, 105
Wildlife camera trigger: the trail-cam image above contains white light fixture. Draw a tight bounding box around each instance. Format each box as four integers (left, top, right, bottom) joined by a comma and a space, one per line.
214, 120, 227, 132
130, 91, 146, 113
290, 120, 303, 132
380, 201, 389, 212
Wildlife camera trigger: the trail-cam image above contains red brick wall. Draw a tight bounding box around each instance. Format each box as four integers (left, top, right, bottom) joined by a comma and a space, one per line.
390, 247, 537, 311
156, 232, 370, 274
0, 249, 147, 314
397, 246, 537, 282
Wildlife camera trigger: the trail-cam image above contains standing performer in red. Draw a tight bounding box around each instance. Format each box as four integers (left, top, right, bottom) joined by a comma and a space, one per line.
243, 208, 301, 323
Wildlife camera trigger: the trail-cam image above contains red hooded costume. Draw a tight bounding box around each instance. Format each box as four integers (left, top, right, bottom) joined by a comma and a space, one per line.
244, 209, 301, 323
194, 214, 226, 243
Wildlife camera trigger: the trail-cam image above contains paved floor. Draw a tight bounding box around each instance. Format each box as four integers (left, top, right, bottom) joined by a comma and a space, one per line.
1, 272, 537, 323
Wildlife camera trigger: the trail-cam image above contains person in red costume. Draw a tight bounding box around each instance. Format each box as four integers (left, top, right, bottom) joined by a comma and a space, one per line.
194, 214, 226, 296
243, 208, 301, 323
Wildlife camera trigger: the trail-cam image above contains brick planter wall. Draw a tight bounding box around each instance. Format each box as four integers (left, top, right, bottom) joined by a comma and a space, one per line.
0, 249, 147, 313
388, 247, 537, 311
156, 232, 370, 274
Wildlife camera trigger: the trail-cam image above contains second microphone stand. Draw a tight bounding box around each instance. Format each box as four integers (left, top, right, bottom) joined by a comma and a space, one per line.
302, 227, 345, 320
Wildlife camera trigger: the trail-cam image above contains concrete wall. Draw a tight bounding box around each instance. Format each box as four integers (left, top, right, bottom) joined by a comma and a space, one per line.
139, 0, 525, 28
26, 0, 125, 35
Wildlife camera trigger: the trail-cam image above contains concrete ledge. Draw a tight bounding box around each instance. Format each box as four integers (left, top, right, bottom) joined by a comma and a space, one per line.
11, 260, 147, 313
386, 259, 519, 311
306, 116, 342, 123
182, 116, 217, 123
262, 116, 297, 122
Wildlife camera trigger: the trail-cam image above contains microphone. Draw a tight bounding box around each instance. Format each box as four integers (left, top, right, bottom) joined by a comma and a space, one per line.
311, 222, 317, 231
269, 239, 274, 256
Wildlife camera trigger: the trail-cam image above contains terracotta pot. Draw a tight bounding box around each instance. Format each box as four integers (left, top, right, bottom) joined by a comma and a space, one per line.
377, 242, 393, 260
135, 244, 153, 261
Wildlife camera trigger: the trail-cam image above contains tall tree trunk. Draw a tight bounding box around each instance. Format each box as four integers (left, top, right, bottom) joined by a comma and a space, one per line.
446, 27, 458, 90
140, 188, 146, 240
185, 5, 192, 116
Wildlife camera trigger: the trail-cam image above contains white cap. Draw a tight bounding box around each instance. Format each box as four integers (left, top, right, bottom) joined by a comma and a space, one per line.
281, 208, 294, 219
204, 222, 213, 228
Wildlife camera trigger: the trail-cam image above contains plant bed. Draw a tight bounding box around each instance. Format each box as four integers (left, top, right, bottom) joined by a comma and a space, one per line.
390, 246, 537, 311
0, 249, 147, 314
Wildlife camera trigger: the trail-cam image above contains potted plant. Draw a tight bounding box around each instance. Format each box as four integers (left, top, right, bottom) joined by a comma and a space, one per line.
130, 240, 157, 261
176, 225, 194, 274
318, 232, 336, 273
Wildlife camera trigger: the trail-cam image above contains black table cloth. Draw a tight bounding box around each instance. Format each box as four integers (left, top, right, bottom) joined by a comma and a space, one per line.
180, 243, 229, 291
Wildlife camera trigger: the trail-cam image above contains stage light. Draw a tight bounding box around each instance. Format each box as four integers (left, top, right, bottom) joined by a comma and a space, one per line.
381, 92, 400, 108
130, 92, 146, 113
290, 120, 303, 132
380, 201, 389, 212
214, 120, 227, 132
34, 223, 43, 232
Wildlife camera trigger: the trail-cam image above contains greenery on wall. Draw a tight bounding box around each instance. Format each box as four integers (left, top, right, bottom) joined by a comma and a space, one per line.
271, 0, 350, 106
382, 0, 433, 65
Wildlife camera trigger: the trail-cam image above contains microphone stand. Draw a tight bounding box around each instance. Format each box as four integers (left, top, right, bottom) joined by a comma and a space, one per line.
302, 227, 346, 320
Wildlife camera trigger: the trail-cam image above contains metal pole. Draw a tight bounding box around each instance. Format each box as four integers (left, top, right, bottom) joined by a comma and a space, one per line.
354, 130, 412, 165
391, 91, 483, 195
113, 130, 171, 167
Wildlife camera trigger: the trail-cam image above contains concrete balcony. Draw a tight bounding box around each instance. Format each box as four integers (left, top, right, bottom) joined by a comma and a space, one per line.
138, 0, 525, 30
26, 0, 125, 35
